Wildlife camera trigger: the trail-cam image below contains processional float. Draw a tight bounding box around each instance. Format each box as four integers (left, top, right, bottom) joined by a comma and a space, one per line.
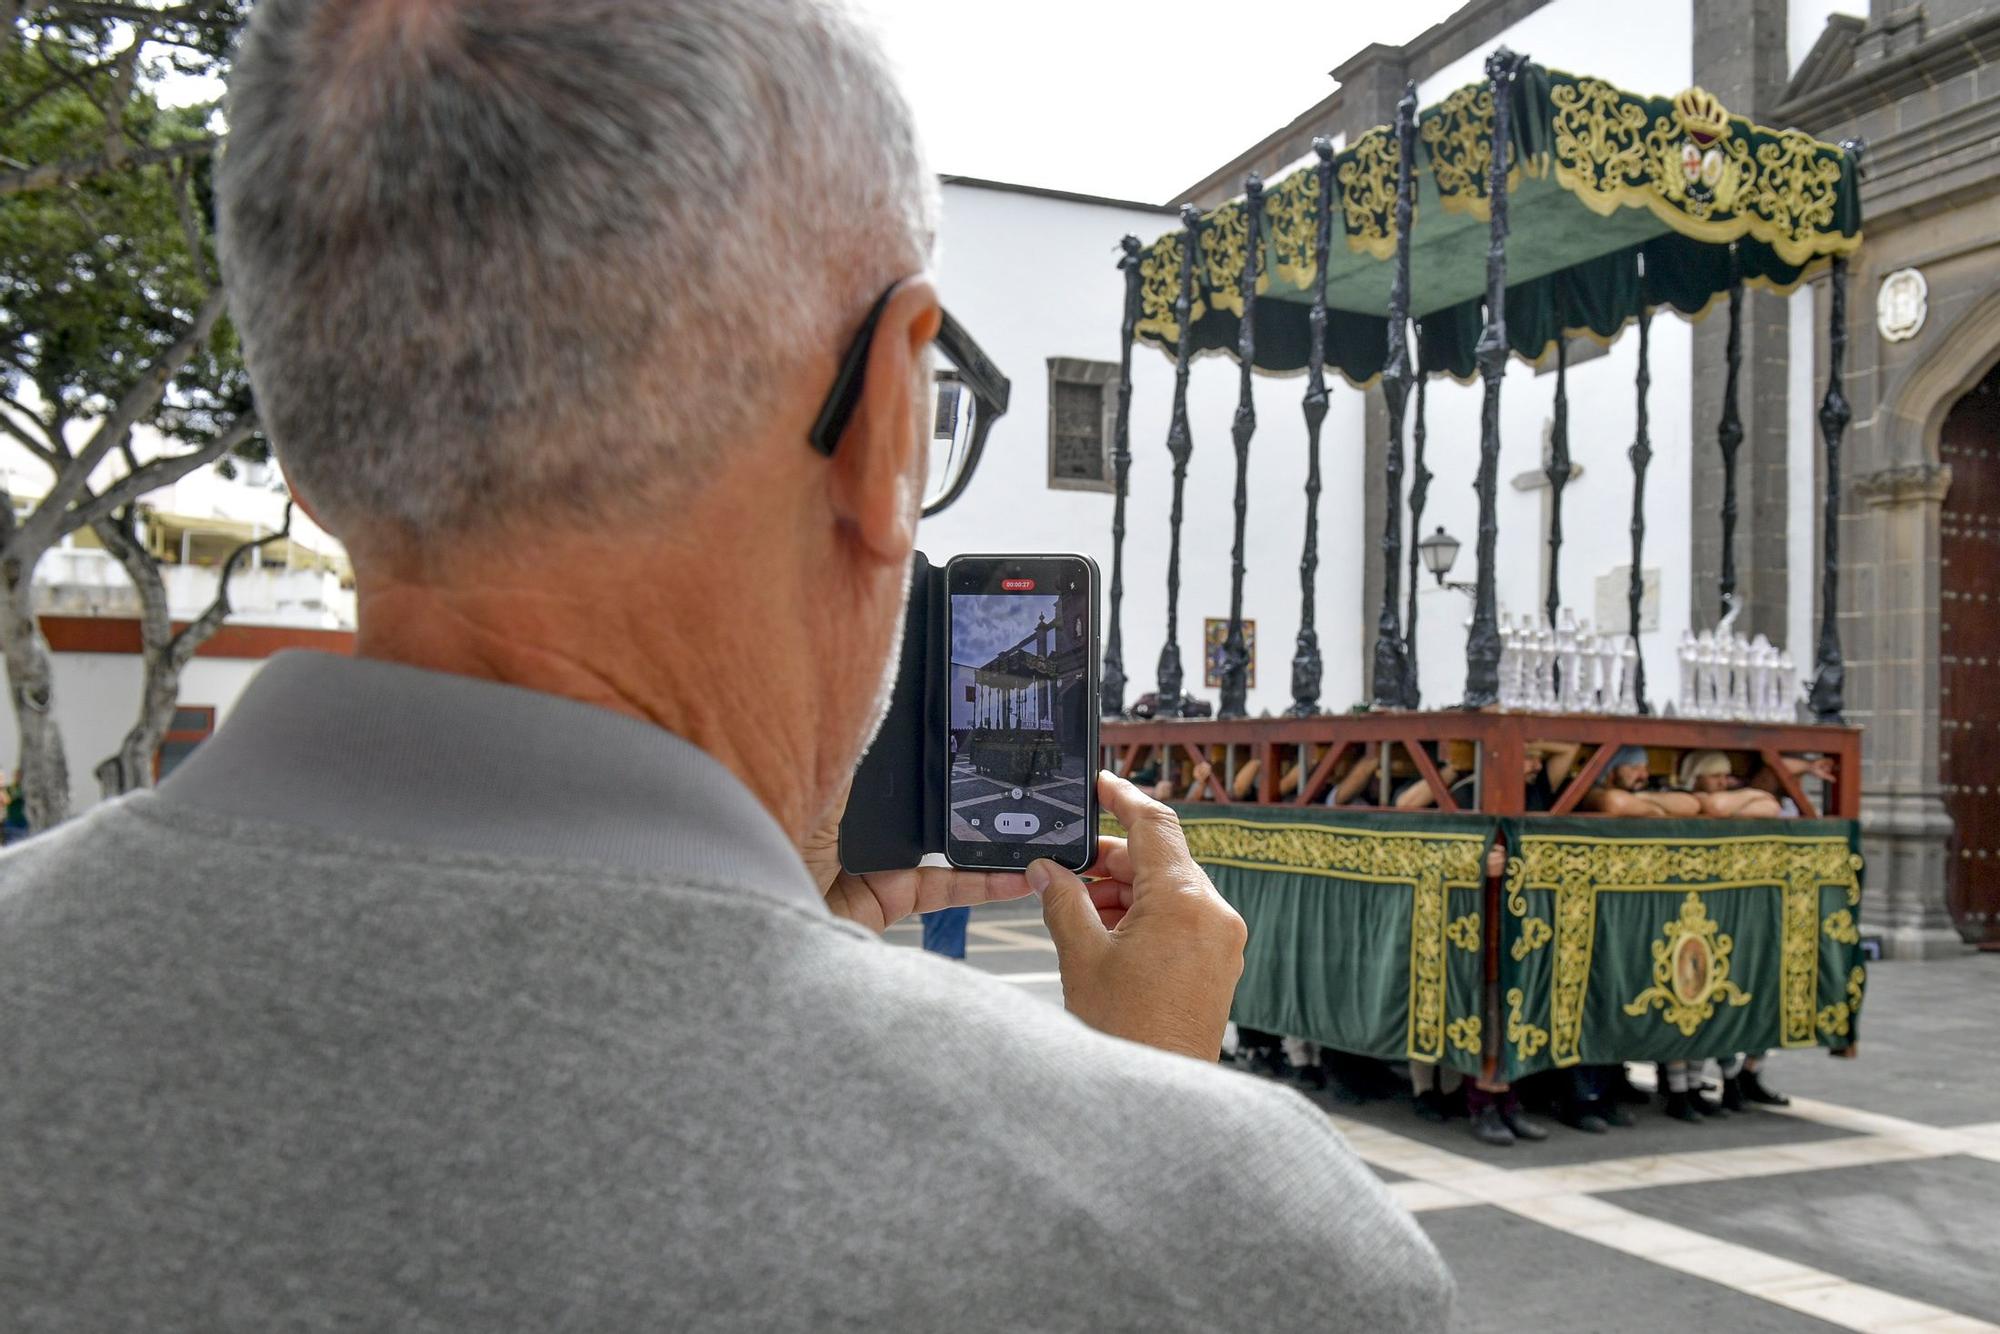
1099, 52, 1869, 1081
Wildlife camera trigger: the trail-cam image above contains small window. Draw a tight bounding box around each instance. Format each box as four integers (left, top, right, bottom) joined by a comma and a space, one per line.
155, 705, 216, 781
1047, 358, 1120, 492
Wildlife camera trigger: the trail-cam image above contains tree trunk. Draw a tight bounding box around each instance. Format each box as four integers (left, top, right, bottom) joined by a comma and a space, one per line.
0, 565, 69, 830
92, 503, 291, 799
90, 513, 175, 798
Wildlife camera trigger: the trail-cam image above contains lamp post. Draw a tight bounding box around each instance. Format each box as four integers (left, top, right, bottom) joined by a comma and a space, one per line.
1418, 525, 1476, 596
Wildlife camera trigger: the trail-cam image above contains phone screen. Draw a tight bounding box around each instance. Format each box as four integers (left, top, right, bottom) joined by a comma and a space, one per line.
945, 555, 1097, 871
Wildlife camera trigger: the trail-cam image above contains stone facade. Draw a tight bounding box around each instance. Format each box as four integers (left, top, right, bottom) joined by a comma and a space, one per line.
1774, 1, 2000, 957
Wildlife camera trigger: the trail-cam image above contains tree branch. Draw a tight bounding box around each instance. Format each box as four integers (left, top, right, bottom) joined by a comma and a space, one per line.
170, 500, 292, 665
171, 158, 209, 287
0, 408, 61, 469
57, 410, 256, 540
27, 285, 229, 539
0, 135, 219, 198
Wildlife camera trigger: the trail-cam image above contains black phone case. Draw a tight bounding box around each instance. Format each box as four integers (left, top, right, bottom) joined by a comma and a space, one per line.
838, 552, 948, 874
837, 551, 1099, 875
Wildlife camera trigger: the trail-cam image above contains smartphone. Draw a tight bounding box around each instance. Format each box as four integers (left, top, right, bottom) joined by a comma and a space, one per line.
944, 554, 1099, 872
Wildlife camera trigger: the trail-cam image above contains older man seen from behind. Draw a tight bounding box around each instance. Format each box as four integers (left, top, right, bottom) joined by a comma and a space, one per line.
0, 2, 1449, 1328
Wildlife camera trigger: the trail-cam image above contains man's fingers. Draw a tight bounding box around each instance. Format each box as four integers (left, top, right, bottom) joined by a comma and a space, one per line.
1086, 836, 1132, 885
1095, 770, 1187, 854
1031, 857, 1106, 956
1087, 879, 1133, 911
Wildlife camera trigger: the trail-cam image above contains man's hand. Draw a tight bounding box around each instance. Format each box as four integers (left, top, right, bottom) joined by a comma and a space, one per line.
800, 782, 1031, 933
1030, 771, 1246, 1062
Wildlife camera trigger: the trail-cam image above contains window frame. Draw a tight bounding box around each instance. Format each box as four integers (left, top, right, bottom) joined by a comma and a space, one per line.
1045, 357, 1121, 494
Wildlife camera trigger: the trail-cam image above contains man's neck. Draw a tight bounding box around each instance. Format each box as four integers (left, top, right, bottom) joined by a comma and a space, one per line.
352, 546, 827, 843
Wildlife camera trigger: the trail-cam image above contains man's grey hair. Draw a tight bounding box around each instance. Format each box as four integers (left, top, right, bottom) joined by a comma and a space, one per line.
216, 0, 936, 545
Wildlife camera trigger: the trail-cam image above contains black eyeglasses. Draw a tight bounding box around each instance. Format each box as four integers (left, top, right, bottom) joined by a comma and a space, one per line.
808, 283, 1010, 518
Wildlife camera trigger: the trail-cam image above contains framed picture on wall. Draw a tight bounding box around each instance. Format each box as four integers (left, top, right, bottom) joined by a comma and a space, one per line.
1203, 618, 1255, 690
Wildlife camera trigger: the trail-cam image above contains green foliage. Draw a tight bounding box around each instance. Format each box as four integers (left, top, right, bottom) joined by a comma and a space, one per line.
1, 4, 252, 452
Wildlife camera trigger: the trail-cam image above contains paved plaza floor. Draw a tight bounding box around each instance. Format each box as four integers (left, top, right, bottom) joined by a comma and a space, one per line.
889, 902, 2000, 1333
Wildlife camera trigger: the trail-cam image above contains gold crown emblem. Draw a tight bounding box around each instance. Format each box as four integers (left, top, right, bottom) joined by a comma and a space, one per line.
1674, 87, 1731, 143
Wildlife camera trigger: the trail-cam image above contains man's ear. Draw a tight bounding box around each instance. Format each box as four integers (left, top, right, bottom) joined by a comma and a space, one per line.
826, 279, 941, 562
275, 457, 328, 533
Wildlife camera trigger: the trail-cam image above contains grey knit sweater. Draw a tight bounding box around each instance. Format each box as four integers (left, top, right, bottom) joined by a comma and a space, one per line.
0, 654, 1451, 1331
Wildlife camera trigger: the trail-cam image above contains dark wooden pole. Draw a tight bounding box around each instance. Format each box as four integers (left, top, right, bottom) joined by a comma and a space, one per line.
1156, 204, 1203, 706
1717, 253, 1745, 621
1465, 49, 1522, 709
1404, 353, 1430, 709
1219, 176, 1264, 718
1100, 235, 1143, 717
1374, 81, 1418, 710
1811, 252, 1853, 723
1288, 138, 1336, 717
1627, 282, 1653, 714
1545, 338, 1571, 630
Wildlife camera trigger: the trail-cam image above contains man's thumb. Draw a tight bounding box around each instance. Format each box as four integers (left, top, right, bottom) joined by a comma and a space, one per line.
1030, 858, 1104, 953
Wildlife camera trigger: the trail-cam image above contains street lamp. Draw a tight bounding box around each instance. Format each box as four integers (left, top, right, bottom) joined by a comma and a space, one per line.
1418, 525, 1476, 595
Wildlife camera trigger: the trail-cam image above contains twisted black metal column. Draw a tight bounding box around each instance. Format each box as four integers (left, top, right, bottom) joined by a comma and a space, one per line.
1404, 356, 1430, 709
1100, 235, 1143, 718
1288, 138, 1336, 717
1545, 338, 1571, 631
1811, 252, 1853, 724
1156, 204, 1203, 705
1464, 49, 1522, 709
1717, 256, 1745, 622
1219, 176, 1264, 719
1373, 82, 1418, 710
1627, 290, 1654, 714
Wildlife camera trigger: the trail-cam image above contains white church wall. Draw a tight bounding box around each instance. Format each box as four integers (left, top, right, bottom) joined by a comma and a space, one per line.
1408, 315, 1695, 707
922, 181, 1370, 718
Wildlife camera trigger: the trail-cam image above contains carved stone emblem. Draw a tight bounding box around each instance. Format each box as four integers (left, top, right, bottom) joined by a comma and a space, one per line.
1877, 267, 1927, 343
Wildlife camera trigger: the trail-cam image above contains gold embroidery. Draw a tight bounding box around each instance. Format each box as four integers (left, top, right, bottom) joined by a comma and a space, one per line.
1201, 197, 1251, 318
1418, 83, 1500, 214
1517, 832, 1861, 1062
1134, 235, 1182, 344
1549, 76, 1858, 265
1623, 892, 1753, 1036
1447, 1015, 1482, 1054
1819, 966, 1864, 1040
1173, 817, 1486, 1065
1411, 867, 1446, 1060
1822, 909, 1860, 945
1506, 987, 1549, 1062
1782, 866, 1818, 1046
1262, 166, 1321, 292
1446, 913, 1482, 952
1336, 126, 1401, 260
1512, 917, 1553, 961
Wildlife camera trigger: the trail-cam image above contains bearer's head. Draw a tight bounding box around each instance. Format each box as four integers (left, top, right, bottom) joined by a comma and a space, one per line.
1606, 747, 1652, 792
1679, 751, 1736, 794
215, 0, 939, 831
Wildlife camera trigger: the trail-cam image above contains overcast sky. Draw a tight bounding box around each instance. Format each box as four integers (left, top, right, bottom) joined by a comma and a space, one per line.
848, 0, 1469, 203
952, 594, 1060, 668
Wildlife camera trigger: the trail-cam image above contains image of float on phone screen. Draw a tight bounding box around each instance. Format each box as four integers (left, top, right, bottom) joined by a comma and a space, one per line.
948, 587, 1090, 854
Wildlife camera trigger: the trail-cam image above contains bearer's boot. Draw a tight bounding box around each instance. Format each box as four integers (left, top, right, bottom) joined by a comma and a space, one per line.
1689, 1084, 1729, 1117
1472, 1104, 1516, 1147
1663, 1090, 1702, 1123
1612, 1066, 1652, 1106
1502, 1099, 1550, 1142
1741, 1068, 1791, 1106
1720, 1074, 1748, 1112
1414, 1089, 1450, 1123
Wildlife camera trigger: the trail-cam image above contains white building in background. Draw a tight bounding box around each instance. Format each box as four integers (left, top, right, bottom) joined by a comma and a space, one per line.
922, 0, 1865, 720
0, 436, 355, 811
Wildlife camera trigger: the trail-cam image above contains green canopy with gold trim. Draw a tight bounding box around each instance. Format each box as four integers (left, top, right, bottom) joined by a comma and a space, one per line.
1139, 63, 1863, 382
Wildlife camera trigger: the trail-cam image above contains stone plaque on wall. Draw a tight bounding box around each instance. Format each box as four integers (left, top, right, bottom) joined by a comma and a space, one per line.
1594, 566, 1660, 634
